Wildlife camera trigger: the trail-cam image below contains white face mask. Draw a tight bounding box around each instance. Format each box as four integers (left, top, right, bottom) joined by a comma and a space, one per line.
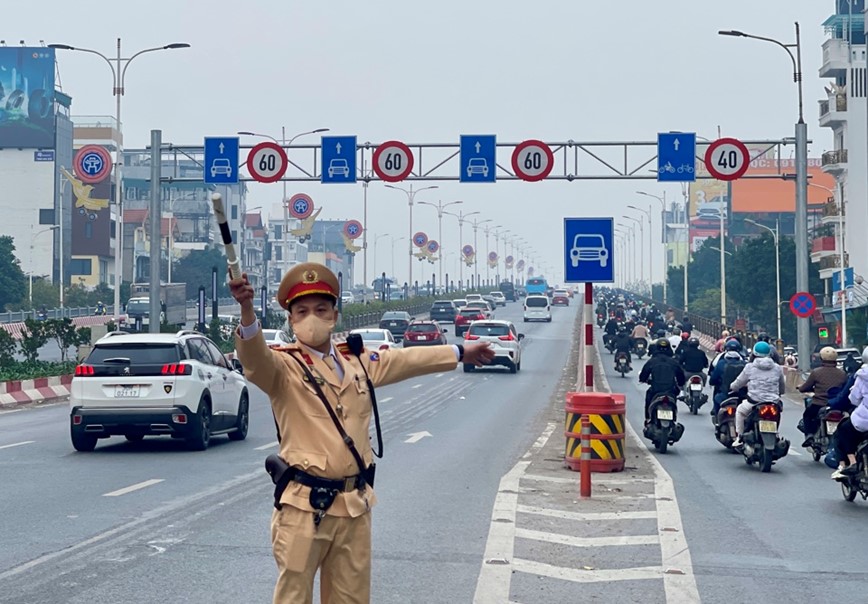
292, 314, 335, 347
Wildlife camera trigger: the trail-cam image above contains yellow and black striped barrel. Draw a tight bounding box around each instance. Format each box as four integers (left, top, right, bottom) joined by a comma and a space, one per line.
564, 392, 626, 473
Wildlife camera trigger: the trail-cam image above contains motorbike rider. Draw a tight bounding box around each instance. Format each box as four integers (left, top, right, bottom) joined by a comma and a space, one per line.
630, 321, 649, 350
728, 341, 786, 448
681, 315, 694, 337
750, 333, 781, 365
667, 327, 682, 351
831, 347, 868, 479
639, 338, 686, 423
95, 300, 106, 316
37, 305, 48, 320
714, 330, 731, 353
603, 316, 619, 347
843, 351, 862, 376
798, 346, 847, 448
673, 332, 690, 360
679, 337, 709, 385
709, 340, 747, 416
613, 327, 633, 371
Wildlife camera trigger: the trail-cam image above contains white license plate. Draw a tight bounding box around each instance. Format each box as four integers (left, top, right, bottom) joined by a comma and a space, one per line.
656, 409, 674, 420
827, 421, 839, 435
758, 420, 777, 433
690, 384, 702, 390
390, 322, 397, 326
115, 385, 140, 398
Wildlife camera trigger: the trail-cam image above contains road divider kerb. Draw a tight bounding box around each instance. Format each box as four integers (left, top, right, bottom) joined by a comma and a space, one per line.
0, 374, 72, 409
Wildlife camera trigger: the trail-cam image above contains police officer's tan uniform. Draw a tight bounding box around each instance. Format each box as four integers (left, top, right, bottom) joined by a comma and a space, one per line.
235, 263, 458, 603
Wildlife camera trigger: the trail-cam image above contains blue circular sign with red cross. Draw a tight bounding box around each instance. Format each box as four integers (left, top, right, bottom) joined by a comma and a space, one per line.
413, 232, 428, 248
74, 145, 112, 184
789, 291, 816, 318
427, 240, 440, 254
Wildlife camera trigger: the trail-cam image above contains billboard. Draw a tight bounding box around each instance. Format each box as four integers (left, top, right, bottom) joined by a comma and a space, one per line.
0, 48, 56, 148
730, 158, 835, 212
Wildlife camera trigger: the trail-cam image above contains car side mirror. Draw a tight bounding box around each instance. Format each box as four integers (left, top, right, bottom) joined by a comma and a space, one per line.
231, 358, 244, 374
442, 328, 448, 334
518, 333, 525, 340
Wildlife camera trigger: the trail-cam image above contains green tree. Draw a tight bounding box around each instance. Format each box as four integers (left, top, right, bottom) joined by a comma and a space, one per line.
18, 319, 49, 363
43, 319, 89, 362
171, 246, 228, 299
0, 328, 16, 366
0, 236, 27, 311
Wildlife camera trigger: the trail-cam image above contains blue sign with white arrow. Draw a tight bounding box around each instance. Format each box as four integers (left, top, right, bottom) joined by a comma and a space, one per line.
832, 267, 854, 293
321, 136, 357, 184
657, 132, 696, 182
460, 134, 496, 183
563, 217, 614, 284
204, 137, 239, 184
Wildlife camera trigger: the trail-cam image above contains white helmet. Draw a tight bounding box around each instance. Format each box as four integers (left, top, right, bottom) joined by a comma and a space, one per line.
862, 347, 868, 365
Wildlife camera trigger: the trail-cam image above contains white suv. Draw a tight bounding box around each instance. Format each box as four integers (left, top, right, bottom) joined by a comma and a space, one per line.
463, 320, 524, 374
69, 330, 250, 452
523, 295, 551, 322
489, 291, 506, 307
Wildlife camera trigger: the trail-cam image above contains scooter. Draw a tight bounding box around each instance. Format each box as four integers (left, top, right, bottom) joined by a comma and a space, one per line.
596, 313, 605, 327
643, 393, 684, 454
615, 351, 630, 377
839, 440, 868, 503
714, 396, 740, 451
604, 336, 616, 355
682, 374, 707, 415
633, 338, 647, 359
801, 402, 847, 462
737, 400, 790, 473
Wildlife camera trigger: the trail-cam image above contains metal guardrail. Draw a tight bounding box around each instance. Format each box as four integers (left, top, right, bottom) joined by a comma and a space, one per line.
1, 297, 239, 325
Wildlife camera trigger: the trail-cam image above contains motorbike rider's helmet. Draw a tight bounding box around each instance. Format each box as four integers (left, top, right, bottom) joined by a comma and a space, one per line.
683, 315, 689, 322
757, 333, 771, 343
721, 329, 730, 338
681, 332, 689, 340
724, 339, 741, 352
862, 346, 868, 365
753, 341, 772, 358
819, 346, 837, 362
654, 338, 672, 355
656, 329, 666, 338
688, 337, 700, 348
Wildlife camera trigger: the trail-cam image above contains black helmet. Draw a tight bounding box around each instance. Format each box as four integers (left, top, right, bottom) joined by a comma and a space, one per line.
688, 337, 700, 347
656, 329, 666, 338
757, 333, 771, 343
724, 339, 741, 351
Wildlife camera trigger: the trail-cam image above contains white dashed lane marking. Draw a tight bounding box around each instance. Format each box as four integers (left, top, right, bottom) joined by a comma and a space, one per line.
0, 440, 35, 450
254, 441, 279, 451
102, 479, 164, 497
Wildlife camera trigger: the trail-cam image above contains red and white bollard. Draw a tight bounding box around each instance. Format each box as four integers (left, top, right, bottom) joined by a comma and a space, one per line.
583, 282, 594, 392
580, 415, 592, 498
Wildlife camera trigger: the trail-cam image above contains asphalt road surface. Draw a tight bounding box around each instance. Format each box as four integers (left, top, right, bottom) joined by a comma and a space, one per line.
0, 300, 579, 603
598, 331, 868, 604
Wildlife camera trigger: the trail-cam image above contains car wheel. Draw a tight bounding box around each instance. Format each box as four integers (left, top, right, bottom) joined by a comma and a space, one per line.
509, 362, 517, 374
228, 392, 249, 441
186, 397, 212, 451
463, 364, 474, 373
71, 428, 98, 452
516, 360, 522, 372
125, 434, 145, 442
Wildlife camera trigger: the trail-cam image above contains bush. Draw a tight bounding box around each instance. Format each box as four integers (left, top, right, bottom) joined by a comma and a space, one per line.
0, 328, 16, 367
0, 361, 76, 382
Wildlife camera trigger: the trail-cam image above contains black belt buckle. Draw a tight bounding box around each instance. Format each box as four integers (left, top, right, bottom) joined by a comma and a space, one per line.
309, 487, 339, 527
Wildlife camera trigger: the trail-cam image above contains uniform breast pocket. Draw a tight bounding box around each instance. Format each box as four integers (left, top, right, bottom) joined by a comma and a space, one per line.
297, 382, 335, 418
353, 373, 370, 396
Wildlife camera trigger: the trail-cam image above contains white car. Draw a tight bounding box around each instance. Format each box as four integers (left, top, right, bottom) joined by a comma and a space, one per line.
463, 320, 524, 374
452, 298, 467, 309
465, 294, 483, 303
69, 330, 249, 452
570, 233, 608, 268
350, 328, 399, 351
340, 291, 356, 305
489, 291, 507, 307
523, 294, 552, 322
262, 329, 293, 348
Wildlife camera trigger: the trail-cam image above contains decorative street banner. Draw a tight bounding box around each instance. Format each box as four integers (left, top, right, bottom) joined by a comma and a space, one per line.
505, 255, 514, 269
462, 244, 475, 267
413, 231, 429, 248
488, 251, 498, 268
516, 259, 525, 271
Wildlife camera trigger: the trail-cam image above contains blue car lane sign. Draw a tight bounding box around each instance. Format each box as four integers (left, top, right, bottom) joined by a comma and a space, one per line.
321, 136, 357, 184
657, 132, 696, 183
204, 137, 239, 184
460, 134, 496, 183
563, 217, 614, 284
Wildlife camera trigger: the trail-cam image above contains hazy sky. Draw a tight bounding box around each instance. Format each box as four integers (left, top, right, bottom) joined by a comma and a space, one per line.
12, 0, 837, 285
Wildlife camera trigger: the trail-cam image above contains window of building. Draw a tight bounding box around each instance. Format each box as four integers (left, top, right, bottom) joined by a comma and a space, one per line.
85, 223, 93, 239
274, 225, 282, 239
110, 220, 116, 239
231, 230, 237, 242
39, 209, 55, 225
231, 205, 238, 220
70, 258, 92, 275
275, 245, 282, 261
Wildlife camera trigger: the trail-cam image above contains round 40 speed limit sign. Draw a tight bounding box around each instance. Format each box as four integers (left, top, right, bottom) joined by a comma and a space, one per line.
511, 139, 554, 182
247, 141, 288, 183
372, 140, 414, 182
704, 138, 750, 181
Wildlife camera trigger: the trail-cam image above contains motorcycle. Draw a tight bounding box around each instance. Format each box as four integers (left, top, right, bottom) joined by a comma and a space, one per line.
615, 351, 630, 377
633, 338, 647, 359
839, 440, 868, 503
682, 373, 707, 415
737, 400, 790, 472
596, 313, 605, 327
643, 393, 684, 454
714, 396, 740, 451
803, 402, 846, 463
604, 336, 616, 355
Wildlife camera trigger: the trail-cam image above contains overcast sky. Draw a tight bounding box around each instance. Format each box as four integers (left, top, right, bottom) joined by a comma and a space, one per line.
13, 0, 837, 286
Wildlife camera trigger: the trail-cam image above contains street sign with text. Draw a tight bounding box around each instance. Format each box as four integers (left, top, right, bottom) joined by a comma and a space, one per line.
704, 137, 750, 181
372, 140, 414, 182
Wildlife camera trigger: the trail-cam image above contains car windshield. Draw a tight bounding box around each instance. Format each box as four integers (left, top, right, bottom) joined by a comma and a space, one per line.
89, 343, 180, 364
408, 324, 437, 333
469, 324, 510, 337
432, 302, 453, 308
460, 309, 483, 317
126, 300, 149, 314
574, 235, 604, 247
357, 331, 387, 341
467, 302, 487, 309
490, 292, 503, 297
382, 312, 407, 320
554, 291, 568, 296
526, 297, 548, 308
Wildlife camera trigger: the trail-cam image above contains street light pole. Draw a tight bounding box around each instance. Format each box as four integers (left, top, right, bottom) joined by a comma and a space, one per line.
372, 233, 389, 290
444, 209, 480, 289
389, 236, 405, 288
622, 215, 644, 286
418, 200, 463, 293
627, 204, 653, 295
471, 218, 492, 290
744, 218, 782, 341
637, 191, 668, 303
719, 22, 808, 367
50, 39, 190, 321
385, 184, 439, 289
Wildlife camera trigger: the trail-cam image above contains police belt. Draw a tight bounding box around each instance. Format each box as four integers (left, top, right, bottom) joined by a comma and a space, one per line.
289, 466, 366, 493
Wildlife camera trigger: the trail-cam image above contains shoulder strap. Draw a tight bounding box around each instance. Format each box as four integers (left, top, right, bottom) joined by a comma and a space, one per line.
286, 352, 369, 477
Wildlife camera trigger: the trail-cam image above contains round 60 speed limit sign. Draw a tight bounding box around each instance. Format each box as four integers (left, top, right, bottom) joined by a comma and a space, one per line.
704, 137, 750, 181
511, 139, 554, 182
372, 140, 414, 182
247, 141, 288, 183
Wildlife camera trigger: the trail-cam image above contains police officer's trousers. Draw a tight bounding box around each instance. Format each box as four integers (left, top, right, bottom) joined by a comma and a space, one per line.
271, 505, 372, 604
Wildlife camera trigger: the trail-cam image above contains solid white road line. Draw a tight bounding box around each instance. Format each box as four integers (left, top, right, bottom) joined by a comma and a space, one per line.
102, 479, 164, 497
435, 373, 444, 378
515, 527, 659, 548
254, 441, 279, 451
513, 558, 663, 583
0, 440, 35, 450
521, 473, 654, 485
522, 422, 556, 459
472, 460, 530, 604
516, 504, 657, 522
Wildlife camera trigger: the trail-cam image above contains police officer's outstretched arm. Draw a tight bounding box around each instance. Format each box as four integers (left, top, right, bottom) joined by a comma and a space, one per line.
229, 272, 282, 396
362, 341, 495, 388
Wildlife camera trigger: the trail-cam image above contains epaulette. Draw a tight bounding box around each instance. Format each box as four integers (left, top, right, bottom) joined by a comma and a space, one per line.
275, 345, 313, 365
335, 342, 352, 360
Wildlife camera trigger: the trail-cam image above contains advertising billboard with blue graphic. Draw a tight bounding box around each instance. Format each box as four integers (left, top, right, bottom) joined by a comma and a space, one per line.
0, 48, 56, 148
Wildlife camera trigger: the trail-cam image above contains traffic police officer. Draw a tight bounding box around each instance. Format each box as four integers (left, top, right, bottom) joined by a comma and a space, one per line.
230, 262, 494, 604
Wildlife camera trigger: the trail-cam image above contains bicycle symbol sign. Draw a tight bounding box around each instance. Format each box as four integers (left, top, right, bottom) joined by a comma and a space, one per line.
789, 292, 816, 318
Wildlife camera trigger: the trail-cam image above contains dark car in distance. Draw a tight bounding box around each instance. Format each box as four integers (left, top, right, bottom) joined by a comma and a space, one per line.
379, 311, 413, 341
429, 300, 458, 323
499, 281, 517, 302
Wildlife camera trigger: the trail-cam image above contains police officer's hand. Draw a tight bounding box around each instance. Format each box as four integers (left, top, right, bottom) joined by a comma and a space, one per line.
228, 271, 255, 311
463, 342, 496, 367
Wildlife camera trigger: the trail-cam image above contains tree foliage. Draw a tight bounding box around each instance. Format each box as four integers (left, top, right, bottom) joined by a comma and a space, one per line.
171, 246, 229, 300
18, 319, 50, 363
0, 236, 27, 311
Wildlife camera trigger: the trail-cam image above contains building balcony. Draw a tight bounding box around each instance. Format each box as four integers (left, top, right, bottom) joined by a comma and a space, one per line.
819, 253, 849, 281
818, 93, 847, 128
822, 149, 848, 175
811, 235, 838, 261
820, 200, 843, 225
820, 38, 850, 78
